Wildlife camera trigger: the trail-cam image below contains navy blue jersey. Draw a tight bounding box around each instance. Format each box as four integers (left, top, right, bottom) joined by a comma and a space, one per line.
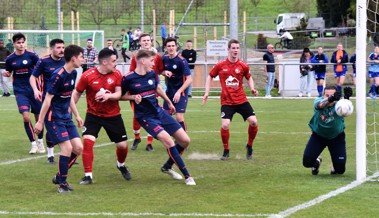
32, 55, 65, 95
46, 67, 77, 121
121, 71, 162, 119
5, 50, 39, 94
163, 54, 191, 97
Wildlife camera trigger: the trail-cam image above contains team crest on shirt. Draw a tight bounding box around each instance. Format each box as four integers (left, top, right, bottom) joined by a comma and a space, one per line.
148, 79, 153, 85
173, 64, 177, 69
71, 79, 74, 85
225, 75, 239, 88
235, 68, 240, 74
22, 60, 28, 65
107, 78, 114, 84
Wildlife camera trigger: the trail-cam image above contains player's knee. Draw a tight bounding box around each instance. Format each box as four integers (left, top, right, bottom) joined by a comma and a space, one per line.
302, 155, 314, 168
333, 164, 345, 174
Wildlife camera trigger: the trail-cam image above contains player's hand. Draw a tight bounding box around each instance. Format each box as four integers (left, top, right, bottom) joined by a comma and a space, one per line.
134, 94, 142, 104
173, 92, 180, 103
168, 102, 176, 114
34, 121, 43, 134
251, 89, 258, 96
202, 94, 208, 106
2, 71, 10, 77
76, 116, 84, 128
164, 70, 173, 78
343, 87, 352, 99
34, 90, 42, 101
328, 90, 341, 103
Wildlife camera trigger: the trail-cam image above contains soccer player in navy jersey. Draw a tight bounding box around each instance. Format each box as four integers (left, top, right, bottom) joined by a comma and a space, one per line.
162, 37, 192, 133
30, 39, 65, 163
129, 33, 164, 151
121, 49, 196, 185
34, 45, 84, 193
73, 48, 131, 185
2, 32, 43, 154
202, 39, 259, 160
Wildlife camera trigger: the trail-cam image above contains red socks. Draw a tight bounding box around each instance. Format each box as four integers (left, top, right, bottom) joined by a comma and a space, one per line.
247, 125, 258, 146
220, 128, 230, 150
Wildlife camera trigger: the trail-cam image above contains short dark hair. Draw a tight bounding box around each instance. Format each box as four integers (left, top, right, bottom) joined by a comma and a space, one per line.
12, 33, 26, 43
64, 45, 83, 62
121, 28, 126, 32
136, 49, 156, 60
98, 48, 115, 62
49, 38, 64, 48
186, 40, 192, 43
324, 85, 337, 92
138, 33, 151, 42
107, 39, 113, 42
228, 39, 239, 48
164, 37, 177, 46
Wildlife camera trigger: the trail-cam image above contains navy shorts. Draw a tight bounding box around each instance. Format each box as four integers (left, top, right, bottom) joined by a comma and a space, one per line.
221, 102, 255, 121
44, 119, 80, 145
314, 72, 326, 80
137, 110, 182, 138
82, 113, 128, 143
15, 93, 42, 114
163, 94, 188, 113
334, 71, 346, 78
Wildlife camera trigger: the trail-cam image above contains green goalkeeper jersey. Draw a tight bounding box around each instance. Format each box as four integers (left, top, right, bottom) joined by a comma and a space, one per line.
308, 97, 345, 140
121, 33, 129, 49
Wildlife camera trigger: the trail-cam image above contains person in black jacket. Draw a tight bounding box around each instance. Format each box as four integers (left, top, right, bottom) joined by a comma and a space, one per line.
299, 48, 315, 97
181, 40, 197, 97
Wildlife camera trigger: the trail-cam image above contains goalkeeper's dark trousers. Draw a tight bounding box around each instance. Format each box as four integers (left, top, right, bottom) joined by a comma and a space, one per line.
303, 132, 346, 174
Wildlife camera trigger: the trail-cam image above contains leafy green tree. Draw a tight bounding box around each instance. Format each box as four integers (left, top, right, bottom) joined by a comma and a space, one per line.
316, 0, 351, 27
0, 0, 24, 29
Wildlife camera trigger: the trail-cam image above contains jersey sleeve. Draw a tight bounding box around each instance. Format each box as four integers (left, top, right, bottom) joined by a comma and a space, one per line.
121, 76, 129, 96
32, 59, 44, 77
263, 54, 268, 61
130, 55, 137, 71
48, 73, 63, 95
181, 57, 191, 76
75, 72, 88, 93
115, 70, 122, 86
5, 56, 12, 72
242, 62, 251, 80
209, 63, 221, 78
31, 52, 39, 66
154, 54, 164, 74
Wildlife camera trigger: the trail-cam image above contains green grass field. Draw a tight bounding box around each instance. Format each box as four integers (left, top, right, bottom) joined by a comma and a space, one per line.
0, 96, 378, 218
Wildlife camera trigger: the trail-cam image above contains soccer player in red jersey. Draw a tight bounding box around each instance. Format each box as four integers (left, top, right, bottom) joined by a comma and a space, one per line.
202, 39, 259, 160
129, 33, 164, 151
73, 48, 131, 185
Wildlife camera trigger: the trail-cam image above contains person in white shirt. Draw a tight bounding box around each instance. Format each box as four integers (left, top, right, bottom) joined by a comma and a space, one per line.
279, 29, 293, 48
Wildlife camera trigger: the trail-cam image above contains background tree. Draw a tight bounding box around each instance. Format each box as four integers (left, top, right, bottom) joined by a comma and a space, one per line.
250, 0, 261, 18
316, 0, 351, 27
0, 0, 24, 29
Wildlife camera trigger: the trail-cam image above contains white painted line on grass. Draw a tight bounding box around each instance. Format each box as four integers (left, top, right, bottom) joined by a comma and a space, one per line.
0, 211, 277, 217
271, 172, 379, 218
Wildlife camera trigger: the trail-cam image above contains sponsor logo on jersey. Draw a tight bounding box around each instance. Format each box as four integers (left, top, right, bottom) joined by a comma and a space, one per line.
225, 75, 239, 88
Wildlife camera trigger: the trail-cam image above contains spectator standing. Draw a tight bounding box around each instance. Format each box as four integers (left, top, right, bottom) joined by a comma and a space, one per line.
106, 39, 118, 60
82, 38, 99, 72
350, 53, 356, 86
330, 42, 349, 93
120, 29, 130, 62
0, 39, 11, 97
263, 44, 275, 98
311, 46, 329, 97
181, 40, 197, 97
299, 47, 315, 97
160, 23, 167, 52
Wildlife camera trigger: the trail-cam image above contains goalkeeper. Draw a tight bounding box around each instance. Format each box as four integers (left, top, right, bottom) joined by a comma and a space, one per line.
302, 85, 352, 175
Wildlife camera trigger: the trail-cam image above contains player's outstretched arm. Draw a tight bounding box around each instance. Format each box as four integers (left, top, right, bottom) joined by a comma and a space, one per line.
202, 75, 213, 105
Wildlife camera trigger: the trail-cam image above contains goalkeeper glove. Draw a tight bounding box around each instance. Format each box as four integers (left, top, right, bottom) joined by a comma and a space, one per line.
343, 87, 353, 100
328, 90, 341, 103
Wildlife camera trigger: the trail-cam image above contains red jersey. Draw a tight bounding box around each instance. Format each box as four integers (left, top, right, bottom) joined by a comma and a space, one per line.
130, 52, 164, 74
209, 58, 251, 106
76, 68, 122, 117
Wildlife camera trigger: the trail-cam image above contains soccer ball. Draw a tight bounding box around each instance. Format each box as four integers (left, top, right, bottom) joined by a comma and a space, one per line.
335, 99, 354, 117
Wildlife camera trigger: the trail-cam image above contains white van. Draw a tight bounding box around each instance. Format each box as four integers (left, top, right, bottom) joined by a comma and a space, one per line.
275, 13, 305, 34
